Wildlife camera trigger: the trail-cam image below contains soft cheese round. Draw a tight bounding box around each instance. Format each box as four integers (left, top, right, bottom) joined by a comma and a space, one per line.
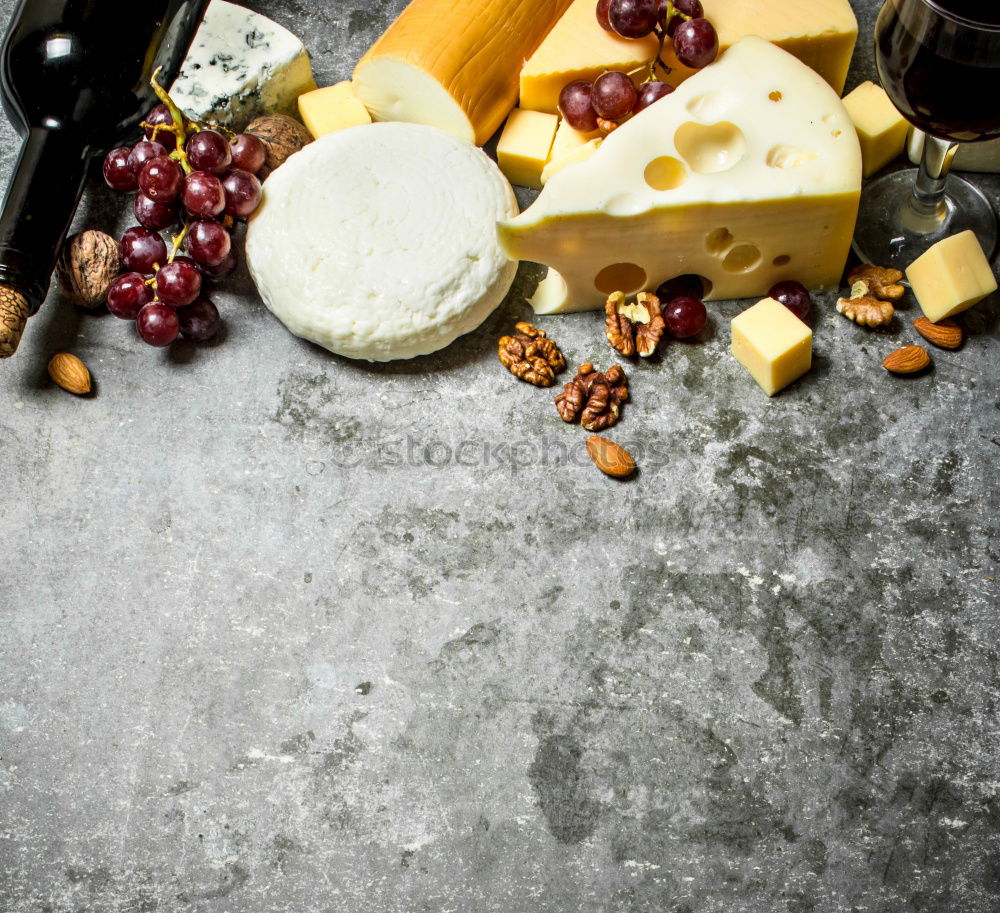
245, 122, 518, 361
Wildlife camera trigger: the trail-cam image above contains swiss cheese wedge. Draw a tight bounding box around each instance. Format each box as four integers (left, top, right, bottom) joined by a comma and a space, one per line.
519, 0, 660, 115
352, 0, 574, 146
499, 38, 862, 315
659, 0, 858, 95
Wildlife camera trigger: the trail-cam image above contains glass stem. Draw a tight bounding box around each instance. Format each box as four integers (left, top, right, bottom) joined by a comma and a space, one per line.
907, 133, 959, 228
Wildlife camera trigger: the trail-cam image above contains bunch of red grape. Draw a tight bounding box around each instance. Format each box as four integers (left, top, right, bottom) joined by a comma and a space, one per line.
102, 101, 267, 348
559, 0, 718, 132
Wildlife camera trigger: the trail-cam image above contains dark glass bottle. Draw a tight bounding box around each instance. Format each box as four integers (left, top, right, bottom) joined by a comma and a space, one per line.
0, 0, 208, 358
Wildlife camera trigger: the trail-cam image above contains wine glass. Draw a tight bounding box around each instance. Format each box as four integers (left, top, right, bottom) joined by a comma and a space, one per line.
853, 0, 1000, 269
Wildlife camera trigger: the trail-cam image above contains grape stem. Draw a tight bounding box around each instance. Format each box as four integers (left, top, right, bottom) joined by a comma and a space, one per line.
150, 67, 194, 176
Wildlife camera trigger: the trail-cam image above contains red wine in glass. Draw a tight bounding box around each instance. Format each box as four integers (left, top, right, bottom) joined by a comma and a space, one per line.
854, 0, 1000, 269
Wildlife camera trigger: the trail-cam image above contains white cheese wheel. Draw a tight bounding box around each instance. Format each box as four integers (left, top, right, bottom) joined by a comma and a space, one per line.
246, 123, 519, 361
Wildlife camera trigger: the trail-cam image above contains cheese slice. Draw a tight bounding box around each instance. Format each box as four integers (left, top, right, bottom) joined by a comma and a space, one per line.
660, 0, 858, 96
246, 123, 518, 362
519, 0, 660, 114
499, 38, 862, 315
170, 0, 316, 129
298, 82, 372, 139
540, 137, 602, 186
352, 0, 574, 146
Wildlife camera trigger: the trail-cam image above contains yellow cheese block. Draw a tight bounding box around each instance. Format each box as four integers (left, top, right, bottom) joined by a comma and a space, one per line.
298, 82, 372, 139
661, 0, 858, 96
905, 231, 998, 323
550, 119, 601, 162
500, 38, 862, 315
731, 297, 813, 396
842, 81, 908, 177
497, 109, 559, 190
352, 0, 575, 146
519, 0, 659, 114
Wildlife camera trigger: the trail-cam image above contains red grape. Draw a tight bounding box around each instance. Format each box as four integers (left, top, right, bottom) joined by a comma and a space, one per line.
665, 296, 708, 338
221, 169, 262, 219
120, 227, 166, 274
177, 296, 221, 342
592, 71, 638, 120
127, 140, 167, 177
156, 258, 202, 307
662, 0, 703, 35
634, 80, 675, 114
672, 18, 719, 69
202, 249, 238, 281
136, 301, 180, 347
656, 274, 705, 302
133, 193, 179, 232
596, 0, 615, 32
186, 130, 232, 175
609, 0, 658, 38
143, 104, 177, 151
106, 272, 152, 320
139, 156, 183, 203
559, 81, 600, 132
182, 171, 226, 219
186, 220, 232, 267
769, 280, 812, 321
230, 134, 267, 175
103, 147, 137, 192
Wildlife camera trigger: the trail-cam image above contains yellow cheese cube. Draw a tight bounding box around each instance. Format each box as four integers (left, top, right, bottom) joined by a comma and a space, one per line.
540, 137, 602, 186
731, 298, 813, 396
550, 119, 600, 161
905, 230, 998, 323
661, 0, 858, 95
520, 0, 659, 114
842, 81, 909, 177
497, 109, 559, 189
298, 82, 372, 139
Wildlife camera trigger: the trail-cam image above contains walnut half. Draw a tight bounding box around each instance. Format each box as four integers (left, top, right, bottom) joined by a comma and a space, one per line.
498, 322, 566, 387
555, 362, 629, 432
605, 291, 666, 358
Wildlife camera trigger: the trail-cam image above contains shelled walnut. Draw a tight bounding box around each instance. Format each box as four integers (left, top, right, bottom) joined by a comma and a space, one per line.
498, 322, 566, 387
555, 362, 629, 431
605, 290, 666, 358
837, 264, 905, 328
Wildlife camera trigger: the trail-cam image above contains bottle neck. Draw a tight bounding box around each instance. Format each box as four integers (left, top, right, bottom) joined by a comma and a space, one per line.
0, 127, 94, 314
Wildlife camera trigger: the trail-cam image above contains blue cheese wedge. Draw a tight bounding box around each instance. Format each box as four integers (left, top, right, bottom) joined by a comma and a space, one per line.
170, 0, 316, 129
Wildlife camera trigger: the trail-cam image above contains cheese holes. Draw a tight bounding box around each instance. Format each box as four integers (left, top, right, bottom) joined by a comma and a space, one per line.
675, 121, 747, 174
769, 91, 783, 102
595, 262, 647, 295
773, 255, 791, 267
722, 244, 762, 273
644, 156, 686, 191
766, 144, 817, 168
705, 227, 735, 255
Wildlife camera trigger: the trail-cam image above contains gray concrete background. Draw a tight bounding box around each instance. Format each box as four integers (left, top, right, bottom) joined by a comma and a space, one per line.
2, 1, 999, 911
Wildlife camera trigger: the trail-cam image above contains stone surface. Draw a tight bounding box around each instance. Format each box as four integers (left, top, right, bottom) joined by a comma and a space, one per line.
1, 2, 999, 912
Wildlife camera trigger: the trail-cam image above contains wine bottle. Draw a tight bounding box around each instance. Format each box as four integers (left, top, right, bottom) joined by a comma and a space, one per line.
0, 0, 209, 359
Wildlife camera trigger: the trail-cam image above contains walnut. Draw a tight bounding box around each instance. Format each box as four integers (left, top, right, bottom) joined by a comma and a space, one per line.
837, 263, 904, 328
498, 321, 566, 387
597, 117, 619, 135
57, 230, 121, 309
555, 362, 629, 431
245, 114, 312, 178
605, 290, 666, 358
847, 264, 906, 301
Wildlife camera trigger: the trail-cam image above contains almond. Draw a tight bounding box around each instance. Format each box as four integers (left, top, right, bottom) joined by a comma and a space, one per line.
586, 436, 636, 479
882, 345, 931, 376
47, 352, 91, 395
913, 317, 963, 350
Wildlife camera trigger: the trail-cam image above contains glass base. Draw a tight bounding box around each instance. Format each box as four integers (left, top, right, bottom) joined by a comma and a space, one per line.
853, 169, 998, 271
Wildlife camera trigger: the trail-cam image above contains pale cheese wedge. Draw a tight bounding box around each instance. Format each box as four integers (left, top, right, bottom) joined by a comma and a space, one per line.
352, 0, 574, 146
519, 0, 660, 115
660, 0, 858, 95
499, 38, 862, 315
